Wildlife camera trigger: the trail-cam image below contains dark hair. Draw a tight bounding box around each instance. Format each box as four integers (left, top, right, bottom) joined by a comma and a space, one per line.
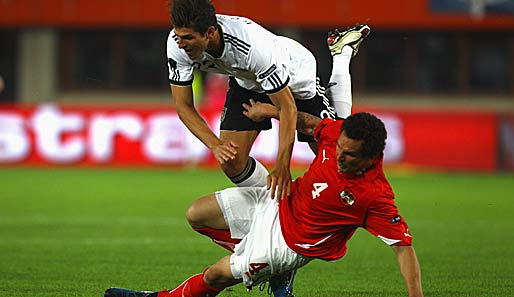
170, 0, 217, 35
341, 112, 387, 159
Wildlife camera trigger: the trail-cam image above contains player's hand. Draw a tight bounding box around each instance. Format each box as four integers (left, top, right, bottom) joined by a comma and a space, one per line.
267, 163, 292, 200
242, 99, 276, 122
211, 141, 239, 164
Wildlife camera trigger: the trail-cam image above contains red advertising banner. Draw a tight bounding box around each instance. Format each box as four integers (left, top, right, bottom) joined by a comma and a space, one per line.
0, 104, 499, 171
367, 109, 498, 171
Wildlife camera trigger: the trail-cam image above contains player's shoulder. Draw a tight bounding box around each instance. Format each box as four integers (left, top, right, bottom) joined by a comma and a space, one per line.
314, 118, 341, 141
217, 14, 271, 46
166, 30, 180, 52
167, 29, 177, 44
217, 14, 255, 26
366, 176, 395, 207
216, 14, 259, 30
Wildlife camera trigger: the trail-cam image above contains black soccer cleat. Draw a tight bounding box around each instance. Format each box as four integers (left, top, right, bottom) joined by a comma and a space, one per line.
268, 269, 297, 297
104, 287, 158, 297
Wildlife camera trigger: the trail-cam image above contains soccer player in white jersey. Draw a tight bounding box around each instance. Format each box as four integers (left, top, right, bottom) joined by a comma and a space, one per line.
166, 0, 369, 197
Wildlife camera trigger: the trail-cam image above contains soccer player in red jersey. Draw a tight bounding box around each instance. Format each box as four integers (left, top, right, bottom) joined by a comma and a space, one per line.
104, 111, 423, 297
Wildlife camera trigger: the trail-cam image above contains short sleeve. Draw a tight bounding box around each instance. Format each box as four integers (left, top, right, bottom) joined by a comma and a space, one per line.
166, 31, 194, 86
255, 62, 290, 94
248, 36, 290, 94
364, 198, 413, 246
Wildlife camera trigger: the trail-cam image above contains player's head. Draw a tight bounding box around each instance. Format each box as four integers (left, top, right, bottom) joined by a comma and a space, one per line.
170, 0, 218, 59
171, 0, 217, 34
336, 112, 387, 174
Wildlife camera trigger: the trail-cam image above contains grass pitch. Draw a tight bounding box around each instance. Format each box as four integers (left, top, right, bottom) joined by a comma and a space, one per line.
1, 167, 513, 296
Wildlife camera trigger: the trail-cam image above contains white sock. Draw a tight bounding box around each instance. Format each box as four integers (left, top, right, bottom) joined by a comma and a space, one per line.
327, 46, 353, 118
233, 157, 268, 187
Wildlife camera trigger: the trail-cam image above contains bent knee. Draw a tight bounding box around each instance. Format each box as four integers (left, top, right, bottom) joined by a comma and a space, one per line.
204, 265, 236, 288
186, 200, 204, 228
186, 194, 223, 229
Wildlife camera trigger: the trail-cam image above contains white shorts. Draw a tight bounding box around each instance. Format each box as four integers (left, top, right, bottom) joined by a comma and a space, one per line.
215, 186, 312, 288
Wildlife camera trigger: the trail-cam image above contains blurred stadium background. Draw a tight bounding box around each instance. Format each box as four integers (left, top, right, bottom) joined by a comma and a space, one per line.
1, 0, 514, 296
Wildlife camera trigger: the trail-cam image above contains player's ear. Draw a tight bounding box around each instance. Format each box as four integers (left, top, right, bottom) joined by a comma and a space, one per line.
206, 26, 217, 39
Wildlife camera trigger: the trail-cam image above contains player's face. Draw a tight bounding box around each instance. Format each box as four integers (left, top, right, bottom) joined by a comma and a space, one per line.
336, 131, 373, 174
174, 27, 210, 60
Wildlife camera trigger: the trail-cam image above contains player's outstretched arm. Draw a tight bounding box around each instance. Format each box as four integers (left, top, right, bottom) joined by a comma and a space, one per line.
172, 85, 238, 164
243, 99, 322, 137
267, 87, 296, 200
391, 245, 424, 297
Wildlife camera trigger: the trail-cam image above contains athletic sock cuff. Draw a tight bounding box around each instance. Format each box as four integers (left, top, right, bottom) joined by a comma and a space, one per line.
229, 157, 256, 184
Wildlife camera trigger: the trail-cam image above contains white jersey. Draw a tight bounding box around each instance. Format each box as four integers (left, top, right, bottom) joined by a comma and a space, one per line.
166, 14, 318, 100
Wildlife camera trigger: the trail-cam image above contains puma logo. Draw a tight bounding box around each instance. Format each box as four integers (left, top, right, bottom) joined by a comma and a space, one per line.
322, 149, 329, 163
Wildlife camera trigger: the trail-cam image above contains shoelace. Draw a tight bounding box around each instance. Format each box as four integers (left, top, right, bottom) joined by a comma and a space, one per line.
258, 280, 273, 296
258, 280, 294, 297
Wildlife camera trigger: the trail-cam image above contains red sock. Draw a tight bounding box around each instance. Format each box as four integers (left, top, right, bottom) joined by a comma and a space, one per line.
159, 273, 222, 297
193, 227, 241, 252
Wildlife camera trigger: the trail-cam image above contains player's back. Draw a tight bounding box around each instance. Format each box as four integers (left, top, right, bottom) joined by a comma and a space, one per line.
216, 14, 317, 99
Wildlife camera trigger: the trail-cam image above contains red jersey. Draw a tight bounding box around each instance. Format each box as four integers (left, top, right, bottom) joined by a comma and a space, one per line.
279, 119, 412, 261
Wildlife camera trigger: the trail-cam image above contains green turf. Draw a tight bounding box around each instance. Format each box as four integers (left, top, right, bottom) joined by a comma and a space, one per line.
1, 167, 513, 296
